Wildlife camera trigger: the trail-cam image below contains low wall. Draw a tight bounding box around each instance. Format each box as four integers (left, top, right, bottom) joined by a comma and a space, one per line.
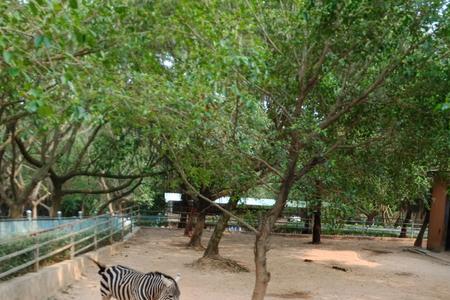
0, 227, 139, 300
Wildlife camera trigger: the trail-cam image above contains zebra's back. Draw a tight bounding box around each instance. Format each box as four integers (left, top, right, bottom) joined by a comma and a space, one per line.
98, 264, 180, 300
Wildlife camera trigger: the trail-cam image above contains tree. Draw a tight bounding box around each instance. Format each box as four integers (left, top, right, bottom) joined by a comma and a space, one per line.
151, 1, 449, 299
0, 0, 170, 217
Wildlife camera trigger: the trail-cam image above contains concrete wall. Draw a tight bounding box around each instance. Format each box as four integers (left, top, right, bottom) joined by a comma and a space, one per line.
427, 178, 449, 252
0, 228, 139, 300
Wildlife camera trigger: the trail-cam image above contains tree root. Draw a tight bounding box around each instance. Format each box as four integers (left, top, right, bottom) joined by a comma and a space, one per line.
190, 255, 250, 273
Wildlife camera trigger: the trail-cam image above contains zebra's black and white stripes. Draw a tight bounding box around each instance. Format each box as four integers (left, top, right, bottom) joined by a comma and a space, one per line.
88, 257, 180, 300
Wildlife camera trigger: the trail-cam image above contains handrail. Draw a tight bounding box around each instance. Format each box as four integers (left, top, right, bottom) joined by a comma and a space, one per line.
0, 207, 426, 281
0, 214, 113, 245
0, 209, 137, 281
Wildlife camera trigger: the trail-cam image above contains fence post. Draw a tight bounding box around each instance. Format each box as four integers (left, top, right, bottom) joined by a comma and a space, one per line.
138, 206, 141, 225
34, 236, 40, 272
130, 208, 133, 233
121, 215, 125, 240
109, 216, 114, 244
70, 224, 75, 259
94, 217, 98, 250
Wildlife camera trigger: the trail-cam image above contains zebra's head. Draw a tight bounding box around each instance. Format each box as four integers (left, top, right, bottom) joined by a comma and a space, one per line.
158, 274, 181, 300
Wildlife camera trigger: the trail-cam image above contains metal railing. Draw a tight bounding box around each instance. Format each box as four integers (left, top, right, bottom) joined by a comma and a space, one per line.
0, 208, 138, 281
0, 208, 427, 281
136, 212, 427, 238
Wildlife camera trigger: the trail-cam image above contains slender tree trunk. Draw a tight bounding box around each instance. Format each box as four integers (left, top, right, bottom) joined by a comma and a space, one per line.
203, 195, 239, 258
252, 156, 298, 300
414, 210, 430, 247
188, 211, 206, 248
178, 194, 189, 229
108, 203, 114, 215
312, 203, 322, 244
253, 222, 272, 300
179, 212, 188, 229
184, 204, 195, 236
32, 202, 38, 219
393, 213, 402, 227
29, 182, 42, 219
187, 191, 211, 246
302, 216, 311, 234
312, 180, 322, 244
399, 206, 412, 238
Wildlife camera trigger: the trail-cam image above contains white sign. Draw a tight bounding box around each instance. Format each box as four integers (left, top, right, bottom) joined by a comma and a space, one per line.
164, 193, 182, 202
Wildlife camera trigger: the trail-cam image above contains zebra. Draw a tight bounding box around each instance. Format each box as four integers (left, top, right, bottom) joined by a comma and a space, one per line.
88, 257, 181, 300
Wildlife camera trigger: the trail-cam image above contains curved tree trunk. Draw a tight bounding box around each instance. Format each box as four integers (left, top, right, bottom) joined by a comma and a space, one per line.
203, 195, 239, 258
187, 211, 206, 248
187, 190, 211, 247
252, 157, 298, 300
414, 210, 430, 247
399, 206, 412, 238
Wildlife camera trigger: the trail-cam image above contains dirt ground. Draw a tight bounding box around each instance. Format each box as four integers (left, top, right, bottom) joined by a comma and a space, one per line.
52, 228, 450, 300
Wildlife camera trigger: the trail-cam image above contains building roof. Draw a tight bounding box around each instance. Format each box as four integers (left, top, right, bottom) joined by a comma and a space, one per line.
164, 193, 306, 208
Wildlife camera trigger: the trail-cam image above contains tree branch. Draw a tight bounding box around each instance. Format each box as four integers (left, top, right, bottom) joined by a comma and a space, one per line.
71, 123, 104, 172
96, 178, 143, 214
162, 134, 259, 234
61, 179, 135, 195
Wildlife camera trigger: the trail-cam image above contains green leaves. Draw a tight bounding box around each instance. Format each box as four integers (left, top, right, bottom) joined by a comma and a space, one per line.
69, 0, 78, 10
71, 106, 89, 121
2, 51, 13, 65
33, 35, 51, 48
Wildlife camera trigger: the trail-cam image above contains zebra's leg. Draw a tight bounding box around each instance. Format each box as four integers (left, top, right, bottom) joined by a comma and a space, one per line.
101, 296, 112, 300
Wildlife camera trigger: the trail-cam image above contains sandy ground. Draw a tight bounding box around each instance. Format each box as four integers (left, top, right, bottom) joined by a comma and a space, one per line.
52, 228, 450, 300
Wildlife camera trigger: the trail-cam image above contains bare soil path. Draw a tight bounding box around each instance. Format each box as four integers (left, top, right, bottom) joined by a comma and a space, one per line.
52, 228, 450, 300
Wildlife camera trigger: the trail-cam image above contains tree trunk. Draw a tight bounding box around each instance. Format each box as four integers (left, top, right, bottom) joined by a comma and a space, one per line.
252, 223, 271, 300
414, 210, 430, 247
252, 156, 298, 300
399, 206, 412, 238
49, 188, 64, 217
312, 203, 322, 244
108, 203, 114, 215
8, 203, 24, 218
32, 202, 38, 219
393, 213, 402, 227
184, 204, 195, 236
178, 194, 189, 229
312, 180, 322, 244
203, 195, 239, 258
365, 212, 377, 226
302, 216, 311, 234
187, 211, 206, 248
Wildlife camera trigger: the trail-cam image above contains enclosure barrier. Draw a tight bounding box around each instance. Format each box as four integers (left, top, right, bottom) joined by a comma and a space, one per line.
0, 208, 426, 281
137, 211, 427, 238
0, 207, 138, 281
